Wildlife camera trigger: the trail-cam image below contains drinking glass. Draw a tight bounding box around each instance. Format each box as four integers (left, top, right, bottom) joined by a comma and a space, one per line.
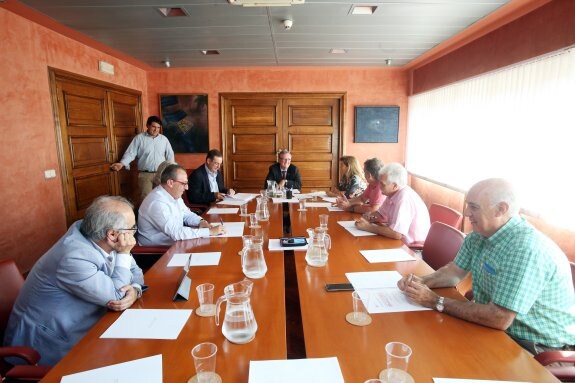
239, 203, 248, 216
319, 214, 328, 229
196, 283, 215, 317
191, 342, 218, 383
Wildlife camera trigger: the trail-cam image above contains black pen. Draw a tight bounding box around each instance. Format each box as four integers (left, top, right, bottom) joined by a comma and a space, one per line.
220, 218, 224, 227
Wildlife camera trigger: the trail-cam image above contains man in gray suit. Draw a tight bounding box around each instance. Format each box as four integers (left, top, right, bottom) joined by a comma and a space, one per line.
3, 196, 144, 365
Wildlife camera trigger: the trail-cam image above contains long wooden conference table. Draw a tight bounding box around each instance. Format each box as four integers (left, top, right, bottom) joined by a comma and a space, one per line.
40, 197, 558, 382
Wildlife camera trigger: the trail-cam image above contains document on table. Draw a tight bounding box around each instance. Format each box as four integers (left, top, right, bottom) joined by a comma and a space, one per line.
360, 248, 416, 263
305, 202, 332, 208
168, 252, 221, 267
216, 199, 247, 206
268, 239, 308, 251
101, 309, 192, 339
207, 207, 239, 214
249, 357, 344, 383
272, 197, 299, 204
337, 220, 377, 236
434, 379, 530, 383
345, 271, 431, 313
61, 354, 162, 383
327, 205, 345, 212
322, 196, 337, 203
229, 193, 259, 201
212, 221, 245, 237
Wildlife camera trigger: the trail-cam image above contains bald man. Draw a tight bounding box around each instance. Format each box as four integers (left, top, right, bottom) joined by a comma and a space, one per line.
398, 178, 575, 354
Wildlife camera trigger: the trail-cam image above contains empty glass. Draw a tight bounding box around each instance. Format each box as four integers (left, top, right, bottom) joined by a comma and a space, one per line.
319, 214, 328, 229
196, 283, 215, 317
379, 342, 414, 383
191, 342, 218, 383
239, 203, 248, 216
298, 198, 307, 211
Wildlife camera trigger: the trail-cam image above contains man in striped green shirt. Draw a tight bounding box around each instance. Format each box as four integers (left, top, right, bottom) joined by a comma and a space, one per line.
398, 178, 575, 353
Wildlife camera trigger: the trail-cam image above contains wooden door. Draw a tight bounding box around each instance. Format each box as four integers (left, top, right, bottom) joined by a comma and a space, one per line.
51, 70, 141, 225
221, 93, 344, 192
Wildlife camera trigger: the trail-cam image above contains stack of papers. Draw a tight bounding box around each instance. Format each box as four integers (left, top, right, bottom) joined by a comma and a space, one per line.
345, 271, 430, 314
337, 221, 376, 236
207, 207, 239, 214
217, 193, 258, 206
168, 252, 222, 267
61, 355, 162, 383
249, 357, 344, 383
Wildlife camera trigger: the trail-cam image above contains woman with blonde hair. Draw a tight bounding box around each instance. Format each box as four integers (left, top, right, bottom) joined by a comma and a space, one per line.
327, 156, 367, 199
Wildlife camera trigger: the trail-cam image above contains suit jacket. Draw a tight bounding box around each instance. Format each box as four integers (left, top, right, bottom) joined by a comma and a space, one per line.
187, 165, 228, 204
4, 221, 144, 365
264, 163, 302, 190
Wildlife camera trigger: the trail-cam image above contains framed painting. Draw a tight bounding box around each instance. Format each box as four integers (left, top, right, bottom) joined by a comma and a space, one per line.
354, 106, 399, 143
159, 94, 209, 153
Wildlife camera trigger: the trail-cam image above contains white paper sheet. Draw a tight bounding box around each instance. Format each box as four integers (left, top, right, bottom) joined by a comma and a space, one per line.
305, 202, 332, 208
248, 357, 344, 383
212, 221, 245, 237
337, 220, 377, 236
228, 193, 258, 201
327, 206, 345, 212
268, 239, 308, 251
207, 207, 239, 214
100, 309, 192, 339
61, 354, 162, 383
216, 199, 247, 206
345, 271, 431, 313
168, 252, 221, 267
271, 197, 299, 204
434, 379, 530, 383
321, 197, 337, 203
360, 248, 416, 263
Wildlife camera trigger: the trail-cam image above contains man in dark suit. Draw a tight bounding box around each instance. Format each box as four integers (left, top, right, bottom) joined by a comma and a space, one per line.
264, 149, 302, 190
187, 149, 235, 204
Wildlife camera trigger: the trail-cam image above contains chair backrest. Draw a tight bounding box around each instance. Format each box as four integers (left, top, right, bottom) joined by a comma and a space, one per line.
429, 203, 463, 230
570, 262, 575, 290
422, 222, 465, 270
0, 259, 25, 341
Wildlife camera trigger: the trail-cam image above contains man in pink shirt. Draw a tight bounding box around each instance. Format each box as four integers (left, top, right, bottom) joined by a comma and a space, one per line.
355, 162, 430, 245
336, 158, 386, 214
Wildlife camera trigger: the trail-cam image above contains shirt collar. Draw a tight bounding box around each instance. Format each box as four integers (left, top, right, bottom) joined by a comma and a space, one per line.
204, 164, 218, 176
486, 215, 522, 243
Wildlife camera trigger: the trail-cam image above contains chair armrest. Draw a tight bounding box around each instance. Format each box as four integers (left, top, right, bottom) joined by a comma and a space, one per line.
534, 350, 575, 365
5, 364, 51, 380
546, 366, 575, 381
0, 346, 41, 365
408, 241, 424, 251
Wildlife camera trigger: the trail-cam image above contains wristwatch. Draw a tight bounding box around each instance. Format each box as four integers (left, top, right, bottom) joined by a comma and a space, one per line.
435, 296, 445, 312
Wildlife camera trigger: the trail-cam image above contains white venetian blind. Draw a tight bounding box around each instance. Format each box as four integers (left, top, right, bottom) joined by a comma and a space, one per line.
406, 47, 575, 229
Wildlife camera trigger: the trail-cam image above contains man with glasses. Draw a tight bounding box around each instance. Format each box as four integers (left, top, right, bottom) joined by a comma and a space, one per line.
187, 149, 235, 204
4, 196, 145, 365
110, 116, 175, 204
264, 149, 302, 190
138, 164, 224, 246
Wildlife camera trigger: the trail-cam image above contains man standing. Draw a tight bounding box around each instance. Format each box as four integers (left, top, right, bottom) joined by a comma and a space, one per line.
138, 164, 224, 246
355, 162, 430, 245
264, 149, 302, 190
398, 178, 575, 354
4, 196, 144, 365
110, 116, 175, 203
187, 149, 235, 204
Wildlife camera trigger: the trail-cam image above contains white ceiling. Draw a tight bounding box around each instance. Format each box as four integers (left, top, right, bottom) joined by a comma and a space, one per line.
18, 0, 511, 68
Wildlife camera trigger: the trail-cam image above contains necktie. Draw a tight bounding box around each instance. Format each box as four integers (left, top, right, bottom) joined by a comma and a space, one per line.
281, 170, 287, 180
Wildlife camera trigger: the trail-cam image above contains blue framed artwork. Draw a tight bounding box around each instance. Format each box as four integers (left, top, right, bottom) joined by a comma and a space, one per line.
354, 106, 399, 143
160, 94, 209, 153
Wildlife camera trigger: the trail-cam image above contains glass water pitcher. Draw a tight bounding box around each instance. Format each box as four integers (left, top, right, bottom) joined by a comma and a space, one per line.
255, 196, 270, 221
215, 280, 258, 344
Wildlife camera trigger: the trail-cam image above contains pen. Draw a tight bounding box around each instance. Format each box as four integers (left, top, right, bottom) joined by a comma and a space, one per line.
220, 218, 224, 227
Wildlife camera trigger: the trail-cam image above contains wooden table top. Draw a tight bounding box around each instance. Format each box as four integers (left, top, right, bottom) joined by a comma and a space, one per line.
40, 197, 558, 382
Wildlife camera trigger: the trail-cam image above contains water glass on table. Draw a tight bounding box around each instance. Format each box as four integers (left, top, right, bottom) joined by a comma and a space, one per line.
378, 342, 414, 383
195, 283, 216, 317
190, 342, 219, 383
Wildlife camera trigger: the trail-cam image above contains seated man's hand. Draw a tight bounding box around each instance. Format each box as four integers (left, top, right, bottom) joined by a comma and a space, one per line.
336, 197, 350, 210
278, 179, 287, 189
199, 220, 210, 228
107, 285, 139, 311
354, 217, 371, 231
227, 188, 236, 196
110, 163, 124, 171
209, 224, 225, 236
363, 211, 386, 225
400, 276, 437, 309
215, 192, 225, 201
111, 231, 136, 254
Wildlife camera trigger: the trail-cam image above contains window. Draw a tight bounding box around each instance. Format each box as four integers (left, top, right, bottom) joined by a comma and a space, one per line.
407, 48, 575, 229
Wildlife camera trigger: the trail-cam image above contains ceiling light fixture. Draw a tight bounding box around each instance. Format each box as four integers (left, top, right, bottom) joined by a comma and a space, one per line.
228, 0, 304, 6
385, 59, 392, 66
156, 7, 188, 17
351, 5, 377, 15
330, 49, 347, 54
163, 59, 171, 68
201, 50, 221, 55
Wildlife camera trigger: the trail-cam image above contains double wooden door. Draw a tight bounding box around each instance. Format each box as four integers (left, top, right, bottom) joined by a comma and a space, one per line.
50, 69, 142, 225
220, 93, 345, 192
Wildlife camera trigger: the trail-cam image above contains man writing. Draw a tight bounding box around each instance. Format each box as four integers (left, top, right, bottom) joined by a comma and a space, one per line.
187, 149, 235, 204
355, 162, 430, 245
4, 196, 144, 365
111, 116, 175, 203
264, 149, 302, 190
138, 164, 224, 246
399, 178, 575, 354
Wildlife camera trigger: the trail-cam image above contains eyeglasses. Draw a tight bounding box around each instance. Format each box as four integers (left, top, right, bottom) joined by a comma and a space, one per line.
117, 225, 138, 232
173, 180, 189, 188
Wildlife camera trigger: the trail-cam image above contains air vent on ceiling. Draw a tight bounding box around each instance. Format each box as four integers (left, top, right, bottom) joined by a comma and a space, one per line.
156, 7, 188, 17
228, 0, 304, 6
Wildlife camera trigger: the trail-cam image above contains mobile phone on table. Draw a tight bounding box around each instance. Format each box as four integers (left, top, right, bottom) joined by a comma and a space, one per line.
280, 237, 307, 247
324, 283, 354, 292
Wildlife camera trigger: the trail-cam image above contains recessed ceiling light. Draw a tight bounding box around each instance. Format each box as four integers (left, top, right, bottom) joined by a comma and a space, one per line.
201, 50, 220, 55
330, 49, 347, 54
156, 7, 188, 17
351, 5, 377, 15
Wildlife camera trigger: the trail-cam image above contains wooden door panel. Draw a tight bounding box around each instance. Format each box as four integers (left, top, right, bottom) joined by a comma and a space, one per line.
232, 105, 278, 126
289, 134, 332, 153
289, 105, 333, 126
74, 173, 113, 210
64, 94, 107, 127
69, 137, 109, 167
233, 134, 277, 154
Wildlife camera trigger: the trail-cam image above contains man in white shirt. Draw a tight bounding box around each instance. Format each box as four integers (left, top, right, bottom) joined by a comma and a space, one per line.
110, 116, 175, 204
137, 164, 224, 245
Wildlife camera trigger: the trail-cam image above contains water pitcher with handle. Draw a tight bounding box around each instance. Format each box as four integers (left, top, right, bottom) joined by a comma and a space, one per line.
215, 280, 258, 344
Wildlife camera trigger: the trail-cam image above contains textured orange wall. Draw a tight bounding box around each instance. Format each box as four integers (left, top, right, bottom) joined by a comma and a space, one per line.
0, 8, 148, 272
147, 68, 409, 171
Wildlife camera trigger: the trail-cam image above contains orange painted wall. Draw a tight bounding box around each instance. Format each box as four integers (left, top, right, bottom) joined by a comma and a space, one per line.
410, 0, 575, 94
147, 68, 409, 171
0, 7, 148, 272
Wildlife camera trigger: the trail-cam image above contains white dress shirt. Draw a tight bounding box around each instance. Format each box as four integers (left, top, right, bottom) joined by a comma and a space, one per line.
206, 164, 219, 192
137, 186, 209, 245
120, 132, 175, 172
